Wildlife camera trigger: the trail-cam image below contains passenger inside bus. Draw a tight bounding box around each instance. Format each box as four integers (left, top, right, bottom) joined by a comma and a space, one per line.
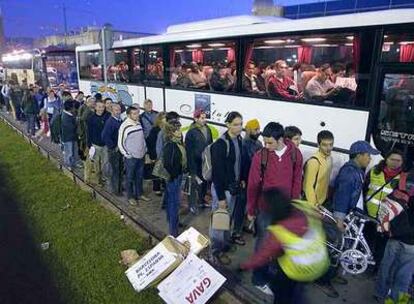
242, 61, 265, 94
267, 60, 303, 101
304, 63, 355, 104
188, 62, 208, 89
209, 62, 234, 92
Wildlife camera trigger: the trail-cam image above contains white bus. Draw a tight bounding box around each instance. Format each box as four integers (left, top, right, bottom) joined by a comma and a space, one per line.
2, 47, 79, 91
76, 9, 414, 173
2, 49, 44, 86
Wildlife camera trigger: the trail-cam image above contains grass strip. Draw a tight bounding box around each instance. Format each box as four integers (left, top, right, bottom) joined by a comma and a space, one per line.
0, 121, 162, 304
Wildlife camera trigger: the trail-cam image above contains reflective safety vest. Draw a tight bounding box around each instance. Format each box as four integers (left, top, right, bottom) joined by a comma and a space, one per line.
268, 200, 329, 282
366, 170, 400, 218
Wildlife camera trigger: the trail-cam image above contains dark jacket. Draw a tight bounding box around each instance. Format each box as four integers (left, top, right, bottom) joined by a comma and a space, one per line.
147, 126, 161, 161
211, 132, 242, 201
139, 111, 157, 138
241, 74, 266, 93
185, 122, 213, 177
10, 87, 23, 106
101, 116, 122, 150
87, 111, 110, 147
390, 200, 414, 245
333, 160, 365, 219
241, 136, 263, 184
209, 71, 227, 92
61, 111, 77, 143
22, 94, 39, 115
163, 141, 185, 180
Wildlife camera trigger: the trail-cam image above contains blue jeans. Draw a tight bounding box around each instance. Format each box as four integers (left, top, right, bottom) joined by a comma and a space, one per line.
376, 239, 414, 301
189, 175, 208, 211
210, 184, 236, 257
166, 175, 182, 237
252, 211, 273, 286
26, 113, 36, 136
63, 141, 78, 169
125, 157, 144, 200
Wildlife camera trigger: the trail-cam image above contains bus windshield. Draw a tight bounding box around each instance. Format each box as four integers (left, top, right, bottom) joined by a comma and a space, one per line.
3, 58, 32, 70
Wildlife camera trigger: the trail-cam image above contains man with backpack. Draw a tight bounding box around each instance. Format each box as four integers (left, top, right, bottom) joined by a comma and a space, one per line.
185, 109, 213, 214
246, 122, 303, 295
209, 111, 243, 265
303, 130, 334, 207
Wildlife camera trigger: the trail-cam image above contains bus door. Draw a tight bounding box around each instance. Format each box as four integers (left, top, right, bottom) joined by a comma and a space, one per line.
372, 65, 414, 168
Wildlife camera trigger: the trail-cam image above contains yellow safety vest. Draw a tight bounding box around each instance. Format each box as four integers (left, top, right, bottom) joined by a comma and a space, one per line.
268, 200, 329, 282
366, 170, 400, 218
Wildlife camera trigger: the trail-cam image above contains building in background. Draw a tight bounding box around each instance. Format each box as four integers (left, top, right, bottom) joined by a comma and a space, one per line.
34, 25, 151, 49
252, 0, 283, 16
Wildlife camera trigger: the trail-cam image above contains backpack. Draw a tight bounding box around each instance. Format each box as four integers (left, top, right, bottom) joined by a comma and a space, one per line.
202, 137, 230, 181
258, 146, 298, 186
50, 113, 62, 144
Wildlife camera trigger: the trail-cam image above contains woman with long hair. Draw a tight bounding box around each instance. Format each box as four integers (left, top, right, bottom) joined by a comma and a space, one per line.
162, 119, 186, 237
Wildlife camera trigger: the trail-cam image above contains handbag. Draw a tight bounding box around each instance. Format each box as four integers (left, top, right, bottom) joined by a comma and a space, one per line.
152, 159, 170, 180
211, 208, 230, 231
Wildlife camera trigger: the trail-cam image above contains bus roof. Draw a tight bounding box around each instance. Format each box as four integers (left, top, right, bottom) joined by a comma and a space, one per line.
76, 9, 414, 51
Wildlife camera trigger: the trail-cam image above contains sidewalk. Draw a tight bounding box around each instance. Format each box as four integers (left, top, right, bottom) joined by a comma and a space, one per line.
0, 110, 378, 304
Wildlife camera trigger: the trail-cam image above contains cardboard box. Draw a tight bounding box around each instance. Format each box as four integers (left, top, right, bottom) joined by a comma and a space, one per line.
176, 227, 210, 255
125, 236, 188, 292
157, 253, 226, 304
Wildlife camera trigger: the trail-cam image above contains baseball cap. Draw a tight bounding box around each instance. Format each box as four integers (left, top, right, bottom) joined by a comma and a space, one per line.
349, 140, 380, 155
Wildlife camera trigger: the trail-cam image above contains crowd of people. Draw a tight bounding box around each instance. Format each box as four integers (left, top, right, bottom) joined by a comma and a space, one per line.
0, 79, 413, 304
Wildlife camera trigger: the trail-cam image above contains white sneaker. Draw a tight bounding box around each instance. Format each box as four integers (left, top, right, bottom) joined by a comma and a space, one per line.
139, 195, 151, 202
255, 284, 274, 296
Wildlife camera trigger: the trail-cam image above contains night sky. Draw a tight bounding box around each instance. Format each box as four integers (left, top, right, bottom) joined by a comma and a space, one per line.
2, 0, 330, 38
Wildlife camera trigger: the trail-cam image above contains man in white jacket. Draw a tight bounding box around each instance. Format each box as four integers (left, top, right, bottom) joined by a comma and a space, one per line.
118, 105, 150, 205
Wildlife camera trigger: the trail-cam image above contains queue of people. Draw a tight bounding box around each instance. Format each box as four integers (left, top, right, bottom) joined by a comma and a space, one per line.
1, 81, 413, 304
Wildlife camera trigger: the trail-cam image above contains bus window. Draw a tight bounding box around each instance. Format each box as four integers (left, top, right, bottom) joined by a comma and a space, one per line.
244, 32, 370, 107
145, 46, 164, 84
78, 50, 103, 81
374, 73, 414, 163
44, 53, 77, 89
169, 40, 237, 92
131, 48, 144, 84
381, 32, 414, 63
107, 48, 131, 83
